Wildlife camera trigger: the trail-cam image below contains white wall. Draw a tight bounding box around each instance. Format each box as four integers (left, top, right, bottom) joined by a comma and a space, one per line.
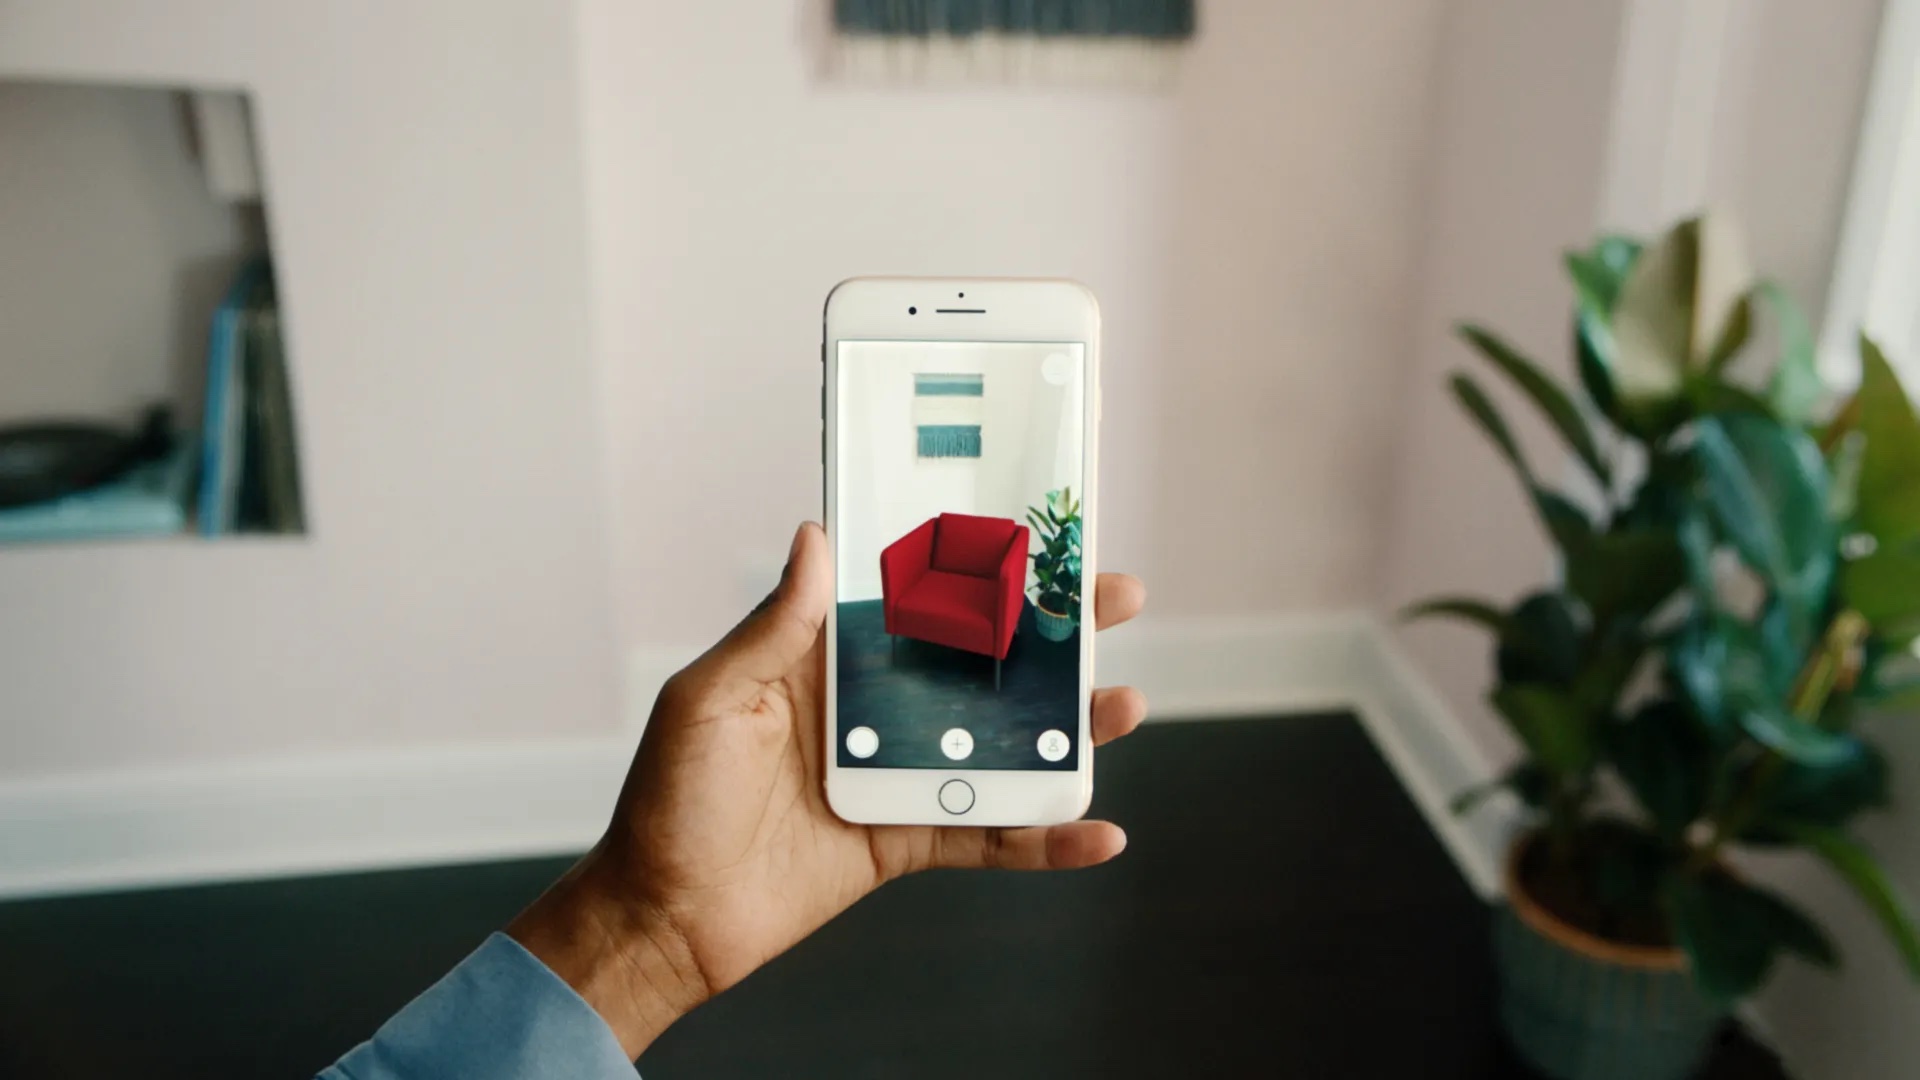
576, 0, 1450, 645
0, 81, 258, 428
1374, 0, 1630, 764
835, 342, 1081, 601
1709, 0, 1886, 329
0, 1, 618, 776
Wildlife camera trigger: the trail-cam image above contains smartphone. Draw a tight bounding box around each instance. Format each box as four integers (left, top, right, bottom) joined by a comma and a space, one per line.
822, 278, 1100, 827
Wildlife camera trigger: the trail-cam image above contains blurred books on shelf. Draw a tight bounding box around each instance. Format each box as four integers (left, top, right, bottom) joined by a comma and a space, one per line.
0, 257, 303, 545
198, 259, 304, 536
0, 442, 195, 543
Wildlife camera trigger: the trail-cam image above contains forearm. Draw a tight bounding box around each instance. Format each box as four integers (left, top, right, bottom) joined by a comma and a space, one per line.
320, 846, 705, 1080
505, 846, 710, 1060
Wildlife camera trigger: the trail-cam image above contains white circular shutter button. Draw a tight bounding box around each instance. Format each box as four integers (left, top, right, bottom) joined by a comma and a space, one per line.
940, 728, 974, 761
1037, 729, 1070, 762
845, 726, 879, 759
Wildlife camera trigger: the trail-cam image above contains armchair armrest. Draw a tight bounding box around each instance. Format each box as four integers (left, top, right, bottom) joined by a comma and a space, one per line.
992, 524, 1031, 657
879, 518, 937, 631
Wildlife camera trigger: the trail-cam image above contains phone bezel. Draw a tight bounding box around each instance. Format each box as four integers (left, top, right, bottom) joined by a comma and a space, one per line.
822, 277, 1101, 826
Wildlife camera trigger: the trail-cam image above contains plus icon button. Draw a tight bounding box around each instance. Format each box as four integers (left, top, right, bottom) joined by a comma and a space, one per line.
940, 728, 974, 762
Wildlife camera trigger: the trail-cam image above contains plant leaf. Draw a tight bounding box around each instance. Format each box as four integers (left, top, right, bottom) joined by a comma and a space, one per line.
1670, 614, 1791, 747
1747, 740, 1889, 836
1757, 281, 1823, 424
1669, 873, 1836, 1005
1756, 596, 1808, 681
1585, 817, 1670, 913
1532, 488, 1593, 553
1704, 290, 1753, 373
1609, 699, 1713, 839
1678, 506, 1718, 606
1689, 376, 1776, 418
1497, 592, 1585, 687
1666, 874, 1783, 1004
1575, 309, 1619, 420
1671, 618, 1733, 740
1458, 323, 1610, 484
1774, 823, 1920, 979
1822, 391, 1863, 454
1611, 218, 1698, 409
1565, 529, 1687, 624
1491, 684, 1595, 774
1828, 430, 1868, 523
1761, 892, 1842, 971
1451, 373, 1532, 483
1572, 629, 1649, 717
1737, 703, 1858, 767
1691, 414, 1836, 633
1855, 336, 1920, 545
1566, 253, 1617, 315
1401, 597, 1508, 635
1452, 762, 1553, 816
1692, 215, 1754, 364
1450, 779, 1503, 816
1843, 537, 1920, 633
1566, 236, 1644, 312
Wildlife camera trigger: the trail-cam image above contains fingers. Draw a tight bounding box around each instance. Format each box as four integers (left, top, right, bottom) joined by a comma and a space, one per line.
928, 820, 1127, 871
1093, 573, 1145, 631
681, 523, 830, 697
1091, 686, 1147, 746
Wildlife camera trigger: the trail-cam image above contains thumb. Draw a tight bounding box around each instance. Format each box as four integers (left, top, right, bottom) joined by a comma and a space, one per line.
695, 522, 830, 693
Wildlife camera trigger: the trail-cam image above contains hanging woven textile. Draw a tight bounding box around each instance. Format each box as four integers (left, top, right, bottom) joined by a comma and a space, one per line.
830, 0, 1197, 86
835, 1, 1196, 40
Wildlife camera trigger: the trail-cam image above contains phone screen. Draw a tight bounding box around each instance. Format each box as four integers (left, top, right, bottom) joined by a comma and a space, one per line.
834, 339, 1088, 772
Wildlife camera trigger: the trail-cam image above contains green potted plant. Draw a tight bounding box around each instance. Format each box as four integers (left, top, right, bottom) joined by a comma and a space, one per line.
1026, 486, 1082, 642
1410, 215, 1920, 1080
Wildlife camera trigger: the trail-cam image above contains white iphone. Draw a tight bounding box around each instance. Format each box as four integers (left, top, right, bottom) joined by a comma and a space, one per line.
822, 278, 1100, 827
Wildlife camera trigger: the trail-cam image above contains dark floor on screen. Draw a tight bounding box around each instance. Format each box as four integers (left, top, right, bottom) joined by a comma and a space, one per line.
835, 597, 1080, 770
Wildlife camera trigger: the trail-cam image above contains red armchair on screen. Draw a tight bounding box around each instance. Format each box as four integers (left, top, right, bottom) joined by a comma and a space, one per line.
880, 513, 1030, 690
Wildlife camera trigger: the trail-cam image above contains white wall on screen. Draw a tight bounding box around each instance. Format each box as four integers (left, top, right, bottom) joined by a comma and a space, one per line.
836, 342, 1083, 602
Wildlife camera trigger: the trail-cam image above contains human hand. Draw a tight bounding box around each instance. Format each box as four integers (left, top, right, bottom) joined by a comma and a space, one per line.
508, 521, 1148, 1057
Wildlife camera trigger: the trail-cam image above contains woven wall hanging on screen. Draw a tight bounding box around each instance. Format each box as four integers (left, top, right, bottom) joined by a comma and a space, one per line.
831, 0, 1197, 87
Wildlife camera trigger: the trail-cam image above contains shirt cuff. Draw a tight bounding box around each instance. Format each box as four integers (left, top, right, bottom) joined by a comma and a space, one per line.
321, 932, 636, 1080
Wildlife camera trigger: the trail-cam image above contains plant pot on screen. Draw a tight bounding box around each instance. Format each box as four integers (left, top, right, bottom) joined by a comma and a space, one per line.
1410, 215, 1920, 1080
1027, 487, 1082, 643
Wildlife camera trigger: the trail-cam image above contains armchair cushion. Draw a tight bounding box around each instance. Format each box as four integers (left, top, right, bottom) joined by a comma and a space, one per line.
889, 571, 998, 648
931, 513, 1019, 578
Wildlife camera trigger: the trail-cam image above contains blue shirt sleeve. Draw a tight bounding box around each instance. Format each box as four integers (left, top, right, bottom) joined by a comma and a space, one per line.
320, 932, 638, 1080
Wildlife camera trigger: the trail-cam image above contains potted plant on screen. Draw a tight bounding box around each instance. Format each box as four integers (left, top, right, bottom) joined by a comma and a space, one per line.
1409, 215, 1920, 1080
1027, 487, 1082, 642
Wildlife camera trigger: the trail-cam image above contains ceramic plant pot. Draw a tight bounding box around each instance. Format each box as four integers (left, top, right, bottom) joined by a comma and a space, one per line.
1034, 603, 1076, 642
1494, 834, 1726, 1080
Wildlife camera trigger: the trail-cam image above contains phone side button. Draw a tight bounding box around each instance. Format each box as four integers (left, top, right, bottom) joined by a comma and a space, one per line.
937, 779, 974, 815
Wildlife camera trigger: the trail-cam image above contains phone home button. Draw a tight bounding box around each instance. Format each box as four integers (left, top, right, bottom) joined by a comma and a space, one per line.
938, 779, 974, 816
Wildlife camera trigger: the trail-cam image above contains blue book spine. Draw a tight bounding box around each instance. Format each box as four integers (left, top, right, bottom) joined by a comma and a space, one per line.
197, 262, 265, 536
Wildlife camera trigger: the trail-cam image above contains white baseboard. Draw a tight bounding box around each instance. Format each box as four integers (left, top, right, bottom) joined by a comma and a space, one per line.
0, 612, 1513, 901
